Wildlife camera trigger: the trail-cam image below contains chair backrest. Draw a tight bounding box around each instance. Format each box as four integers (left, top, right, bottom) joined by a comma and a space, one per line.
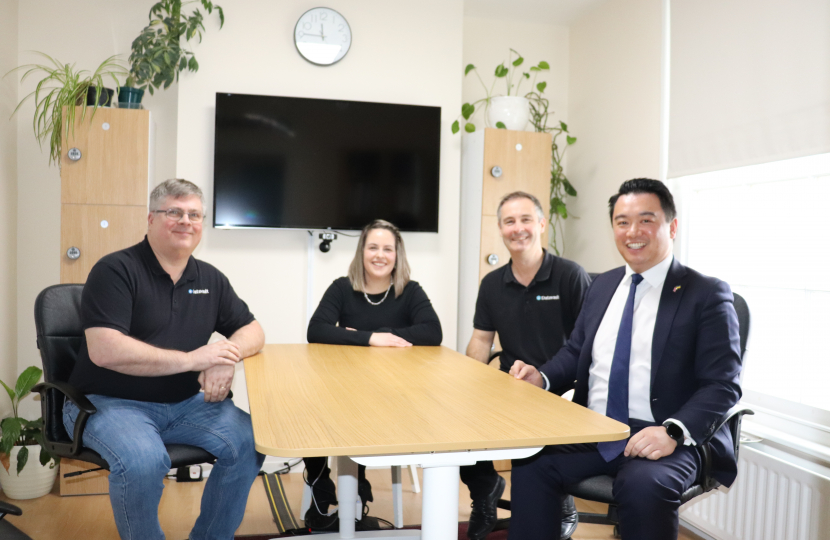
34, 284, 84, 445
34, 284, 85, 384
732, 292, 750, 360
730, 292, 751, 459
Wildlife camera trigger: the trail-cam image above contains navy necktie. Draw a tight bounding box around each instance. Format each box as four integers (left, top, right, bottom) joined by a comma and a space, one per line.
598, 273, 643, 462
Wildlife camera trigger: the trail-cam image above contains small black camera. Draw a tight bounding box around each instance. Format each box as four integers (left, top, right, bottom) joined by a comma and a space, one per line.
319, 232, 337, 253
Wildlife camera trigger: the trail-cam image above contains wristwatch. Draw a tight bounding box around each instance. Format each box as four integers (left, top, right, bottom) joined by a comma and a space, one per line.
663, 421, 685, 445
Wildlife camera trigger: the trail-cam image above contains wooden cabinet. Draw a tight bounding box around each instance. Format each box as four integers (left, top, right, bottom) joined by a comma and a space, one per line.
60, 204, 148, 284
456, 128, 552, 352
60, 107, 150, 285
58, 107, 151, 495
480, 129, 553, 219
61, 108, 149, 206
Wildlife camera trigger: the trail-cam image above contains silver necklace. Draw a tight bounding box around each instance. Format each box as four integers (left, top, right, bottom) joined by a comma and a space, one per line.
364, 284, 392, 306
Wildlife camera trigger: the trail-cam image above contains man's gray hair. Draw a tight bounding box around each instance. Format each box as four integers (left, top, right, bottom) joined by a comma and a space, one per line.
149, 179, 205, 211
497, 191, 545, 222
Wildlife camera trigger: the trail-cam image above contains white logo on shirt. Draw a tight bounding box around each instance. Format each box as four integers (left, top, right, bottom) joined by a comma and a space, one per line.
536, 295, 560, 301
189, 289, 209, 295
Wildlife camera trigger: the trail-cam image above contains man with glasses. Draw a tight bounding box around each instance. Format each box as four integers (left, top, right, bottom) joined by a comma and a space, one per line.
65, 178, 265, 540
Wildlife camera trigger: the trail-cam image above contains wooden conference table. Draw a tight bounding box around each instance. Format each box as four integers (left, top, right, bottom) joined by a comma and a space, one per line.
245, 344, 628, 540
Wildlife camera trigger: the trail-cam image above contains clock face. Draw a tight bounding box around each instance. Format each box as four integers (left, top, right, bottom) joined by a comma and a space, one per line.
294, 7, 352, 66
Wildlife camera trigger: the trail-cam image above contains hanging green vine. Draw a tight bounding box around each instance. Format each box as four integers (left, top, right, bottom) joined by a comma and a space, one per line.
526, 91, 577, 255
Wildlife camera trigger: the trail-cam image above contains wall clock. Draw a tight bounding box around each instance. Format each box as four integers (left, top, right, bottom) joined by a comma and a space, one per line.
294, 7, 352, 66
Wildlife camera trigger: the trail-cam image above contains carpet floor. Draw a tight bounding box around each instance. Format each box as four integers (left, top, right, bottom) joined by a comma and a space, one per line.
235, 521, 508, 539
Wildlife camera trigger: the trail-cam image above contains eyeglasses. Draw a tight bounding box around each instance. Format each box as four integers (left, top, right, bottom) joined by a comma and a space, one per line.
153, 208, 205, 223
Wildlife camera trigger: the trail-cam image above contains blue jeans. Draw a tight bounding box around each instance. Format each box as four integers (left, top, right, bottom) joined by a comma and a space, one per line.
63, 393, 265, 540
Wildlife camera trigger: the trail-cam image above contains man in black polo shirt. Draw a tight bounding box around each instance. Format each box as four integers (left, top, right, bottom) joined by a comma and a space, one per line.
464, 191, 591, 540
64, 179, 265, 540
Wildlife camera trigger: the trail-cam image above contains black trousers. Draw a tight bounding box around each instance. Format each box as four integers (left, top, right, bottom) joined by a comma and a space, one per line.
304, 456, 368, 503
508, 420, 701, 540
460, 461, 502, 501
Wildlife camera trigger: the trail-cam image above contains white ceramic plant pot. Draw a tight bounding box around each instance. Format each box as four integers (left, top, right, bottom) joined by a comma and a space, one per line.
487, 96, 530, 131
0, 445, 58, 500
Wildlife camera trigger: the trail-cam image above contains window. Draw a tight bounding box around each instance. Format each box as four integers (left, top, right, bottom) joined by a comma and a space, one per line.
672, 153, 830, 459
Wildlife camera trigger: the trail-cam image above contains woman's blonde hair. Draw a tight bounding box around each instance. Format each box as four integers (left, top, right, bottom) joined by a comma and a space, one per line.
348, 220, 411, 298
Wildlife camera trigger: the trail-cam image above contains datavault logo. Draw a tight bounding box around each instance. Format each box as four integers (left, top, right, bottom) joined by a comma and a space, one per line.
189, 289, 209, 294
536, 295, 560, 301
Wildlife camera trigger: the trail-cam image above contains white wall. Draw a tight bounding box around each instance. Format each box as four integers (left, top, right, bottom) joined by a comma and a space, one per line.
173, 1, 464, 399
461, 16, 569, 134
564, 0, 663, 273
0, 0, 19, 415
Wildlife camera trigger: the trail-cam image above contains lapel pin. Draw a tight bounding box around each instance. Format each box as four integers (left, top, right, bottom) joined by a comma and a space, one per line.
673, 285, 682, 293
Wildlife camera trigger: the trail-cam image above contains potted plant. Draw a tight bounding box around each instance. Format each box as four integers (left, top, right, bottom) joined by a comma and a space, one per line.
0, 366, 59, 500
120, 0, 225, 108
453, 49, 578, 255
452, 49, 548, 133
5, 53, 127, 167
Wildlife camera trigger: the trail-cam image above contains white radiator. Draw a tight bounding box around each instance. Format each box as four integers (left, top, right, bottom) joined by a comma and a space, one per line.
680, 445, 830, 540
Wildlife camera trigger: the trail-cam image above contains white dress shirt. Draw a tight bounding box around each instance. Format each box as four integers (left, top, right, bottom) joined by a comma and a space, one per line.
587, 253, 674, 422
539, 253, 694, 444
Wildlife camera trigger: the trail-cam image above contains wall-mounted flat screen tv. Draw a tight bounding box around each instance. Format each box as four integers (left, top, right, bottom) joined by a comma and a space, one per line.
213, 93, 441, 232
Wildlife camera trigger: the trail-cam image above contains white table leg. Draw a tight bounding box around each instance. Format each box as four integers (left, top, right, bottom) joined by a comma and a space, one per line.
337, 455, 359, 539
420, 465, 460, 540
409, 464, 421, 493
296, 448, 540, 540
391, 465, 404, 528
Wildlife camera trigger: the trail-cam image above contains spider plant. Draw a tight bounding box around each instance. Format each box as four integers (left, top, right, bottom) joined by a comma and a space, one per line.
6, 53, 127, 167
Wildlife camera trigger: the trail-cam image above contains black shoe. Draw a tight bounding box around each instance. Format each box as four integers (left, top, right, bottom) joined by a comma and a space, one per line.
307, 474, 338, 513
304, 506, 339, 531
467, 475, 505, 540
358, 477, 374, 503
304, 472, 339, 531
560, 495, 579, 540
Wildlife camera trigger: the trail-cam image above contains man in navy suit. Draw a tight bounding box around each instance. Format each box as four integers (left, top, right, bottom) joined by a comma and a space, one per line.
508, 179, 742, 539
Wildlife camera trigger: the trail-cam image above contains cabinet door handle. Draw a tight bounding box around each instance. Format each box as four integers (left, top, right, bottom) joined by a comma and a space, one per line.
66, 247, 81, 260
490, 166, 502, 178
487, 253, 499, 266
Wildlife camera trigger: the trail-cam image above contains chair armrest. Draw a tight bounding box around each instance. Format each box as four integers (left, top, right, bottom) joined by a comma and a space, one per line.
32, 381, 97, 457
700, 405, 755, 447
33, 381, 95, 413
697, 405, 754, 491
488, 351, 502, 363
0, 500, 22, 518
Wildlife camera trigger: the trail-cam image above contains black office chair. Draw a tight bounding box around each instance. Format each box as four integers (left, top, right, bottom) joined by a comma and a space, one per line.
491, 291, 753, 539
0, 501, 31, 540
31, 284, 216, 484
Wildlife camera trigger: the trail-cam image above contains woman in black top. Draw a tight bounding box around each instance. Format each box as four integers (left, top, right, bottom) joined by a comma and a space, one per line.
304, 219, 442, 529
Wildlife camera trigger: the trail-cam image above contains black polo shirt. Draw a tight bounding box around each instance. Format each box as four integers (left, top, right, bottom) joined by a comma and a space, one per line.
473, 250, 590, 373
69, 236, 256, 403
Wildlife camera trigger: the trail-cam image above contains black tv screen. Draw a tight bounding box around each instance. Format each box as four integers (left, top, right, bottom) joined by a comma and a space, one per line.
213, 93, 441, 232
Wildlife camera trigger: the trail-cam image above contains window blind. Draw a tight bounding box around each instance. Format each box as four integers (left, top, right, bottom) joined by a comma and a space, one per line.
668, 0, 830, 178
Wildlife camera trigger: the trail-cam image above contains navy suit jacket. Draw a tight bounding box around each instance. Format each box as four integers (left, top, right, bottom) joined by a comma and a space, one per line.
539, 258, 743, 487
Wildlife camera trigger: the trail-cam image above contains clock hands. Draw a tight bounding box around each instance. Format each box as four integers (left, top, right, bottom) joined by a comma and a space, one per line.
303, 24, 327, 41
